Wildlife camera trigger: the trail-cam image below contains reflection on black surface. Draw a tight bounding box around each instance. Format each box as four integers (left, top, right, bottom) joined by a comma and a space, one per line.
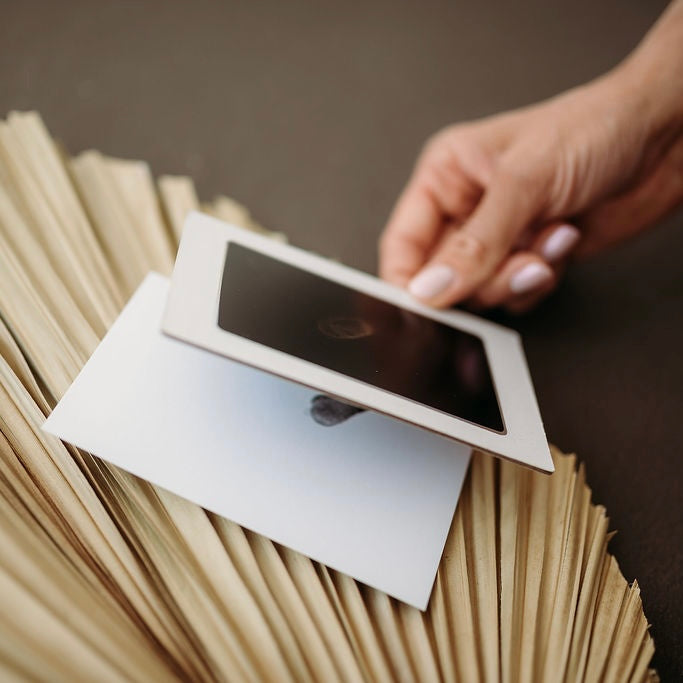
218, 243, 504, 432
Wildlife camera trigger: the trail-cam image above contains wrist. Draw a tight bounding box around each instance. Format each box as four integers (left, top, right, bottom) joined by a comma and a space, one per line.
612, 57, 683, 142
611, 3, 683, 142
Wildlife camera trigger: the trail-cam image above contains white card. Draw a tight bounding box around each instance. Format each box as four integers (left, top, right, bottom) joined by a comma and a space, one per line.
43, 273, 470, 609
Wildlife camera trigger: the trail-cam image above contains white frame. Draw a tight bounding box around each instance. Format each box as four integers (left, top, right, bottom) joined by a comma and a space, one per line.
162, 212, 553, 473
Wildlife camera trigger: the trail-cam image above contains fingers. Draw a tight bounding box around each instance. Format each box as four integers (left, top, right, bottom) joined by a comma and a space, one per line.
379, 131, 488, 287
406, 172, 540, 307
380, 120, 582, 312
533, 223, 581, 263
468, 222, 580, 311
470, 251, 557, 309
379, 183, 443, 286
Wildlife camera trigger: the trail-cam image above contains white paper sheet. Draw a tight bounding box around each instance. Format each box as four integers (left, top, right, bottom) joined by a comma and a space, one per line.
43, 273, 470, 609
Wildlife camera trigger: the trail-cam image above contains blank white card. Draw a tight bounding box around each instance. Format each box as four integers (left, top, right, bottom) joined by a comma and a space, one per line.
44, 274, 470, 609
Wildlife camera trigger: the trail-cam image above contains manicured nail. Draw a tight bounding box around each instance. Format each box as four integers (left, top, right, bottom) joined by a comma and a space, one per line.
542, 224, 580, 263
510, 262, 553, 294
408, 264, 455, 300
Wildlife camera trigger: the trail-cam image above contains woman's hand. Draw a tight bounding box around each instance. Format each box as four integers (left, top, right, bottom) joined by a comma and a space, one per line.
379, 2, 683, 313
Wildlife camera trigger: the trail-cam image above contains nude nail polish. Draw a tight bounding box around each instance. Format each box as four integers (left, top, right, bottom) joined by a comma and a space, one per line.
509, 262, 553, 294
542, 224, 580, 263
408, 264, 455, 300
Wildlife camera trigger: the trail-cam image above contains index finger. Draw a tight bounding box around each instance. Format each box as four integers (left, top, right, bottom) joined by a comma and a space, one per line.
378, 180, 443, 286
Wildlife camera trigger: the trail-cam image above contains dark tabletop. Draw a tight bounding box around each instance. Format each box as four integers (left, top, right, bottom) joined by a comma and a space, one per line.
2, 0, 681, 679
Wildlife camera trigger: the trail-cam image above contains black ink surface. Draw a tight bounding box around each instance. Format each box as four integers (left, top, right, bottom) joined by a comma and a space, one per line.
218, 243, 504, 432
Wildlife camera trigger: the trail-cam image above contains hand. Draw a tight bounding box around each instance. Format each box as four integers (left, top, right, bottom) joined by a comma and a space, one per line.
379, 12, 683, 313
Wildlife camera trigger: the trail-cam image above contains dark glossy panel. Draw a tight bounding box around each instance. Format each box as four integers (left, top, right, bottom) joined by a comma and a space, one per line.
218, 243, 503, 431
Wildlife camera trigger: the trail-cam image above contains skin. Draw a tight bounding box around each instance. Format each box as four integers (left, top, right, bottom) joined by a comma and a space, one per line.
379, 0, 683, 313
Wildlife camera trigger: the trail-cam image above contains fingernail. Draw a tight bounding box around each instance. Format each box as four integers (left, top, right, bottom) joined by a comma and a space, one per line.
510, 262, 553, 294
542, 224, 580, 262
408, 264, 456, 300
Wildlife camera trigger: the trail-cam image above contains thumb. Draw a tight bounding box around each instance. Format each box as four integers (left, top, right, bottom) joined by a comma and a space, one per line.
407, 173, 541, 307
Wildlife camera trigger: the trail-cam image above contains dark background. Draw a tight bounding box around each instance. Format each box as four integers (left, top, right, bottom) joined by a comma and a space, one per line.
2, 0, 681, 678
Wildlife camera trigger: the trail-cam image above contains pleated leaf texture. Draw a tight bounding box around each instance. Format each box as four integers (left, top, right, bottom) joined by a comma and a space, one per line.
0, 111, 657, 682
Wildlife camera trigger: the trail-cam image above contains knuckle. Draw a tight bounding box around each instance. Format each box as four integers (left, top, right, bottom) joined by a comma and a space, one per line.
421, 125, 468, 161
420, 133, 445, 162
448, 231, 489, 269
495, 163, 532, 191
